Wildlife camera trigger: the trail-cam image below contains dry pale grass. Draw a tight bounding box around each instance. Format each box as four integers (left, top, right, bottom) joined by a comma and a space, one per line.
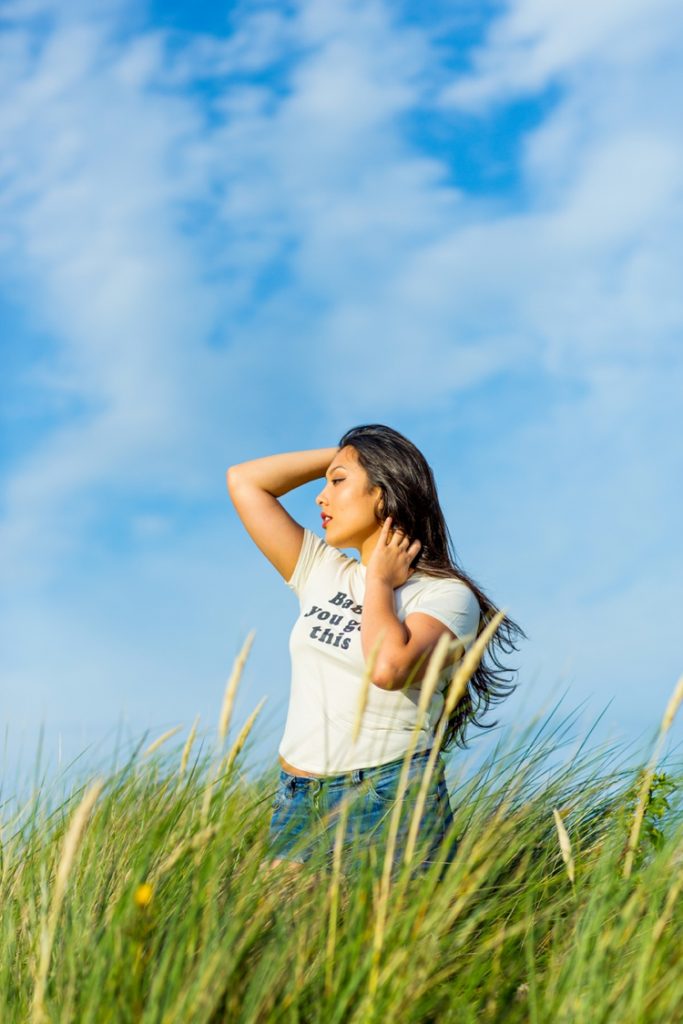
31, 779, 104, 1024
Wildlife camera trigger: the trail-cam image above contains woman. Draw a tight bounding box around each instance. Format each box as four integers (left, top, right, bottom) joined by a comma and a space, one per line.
227, 424, 523, 882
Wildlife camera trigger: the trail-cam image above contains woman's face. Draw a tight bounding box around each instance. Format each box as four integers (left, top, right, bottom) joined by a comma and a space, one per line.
315, 446, 383, 552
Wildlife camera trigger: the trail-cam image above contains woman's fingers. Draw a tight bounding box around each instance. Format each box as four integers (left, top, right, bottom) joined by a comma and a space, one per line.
392, 529, 419, 551
382, 520, 421, 556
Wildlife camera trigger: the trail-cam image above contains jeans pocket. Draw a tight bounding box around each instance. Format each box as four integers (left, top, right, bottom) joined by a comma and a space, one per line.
366, 771, 399, 805
366, 760, 440, 807
271, 789, 283, 811
271, 783, 292, 811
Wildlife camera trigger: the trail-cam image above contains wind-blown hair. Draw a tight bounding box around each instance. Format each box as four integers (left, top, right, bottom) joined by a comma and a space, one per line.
337, 423, 525, 751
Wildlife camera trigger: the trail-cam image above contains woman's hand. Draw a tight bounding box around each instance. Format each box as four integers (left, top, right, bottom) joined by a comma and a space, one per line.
366, 517, 421, 589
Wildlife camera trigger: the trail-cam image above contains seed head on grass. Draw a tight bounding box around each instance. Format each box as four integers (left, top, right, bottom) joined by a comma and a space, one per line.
661, 674, 683, 733
218, 629, 256, 746
221, 697, 267, 775
443, 610, 508, 721
32, 778, 104, 1024
143, 725, 182, 758
624, 674, 683, 879
552, 808, 575, 885
202, 698, 266, 825
179, 714, 200, 778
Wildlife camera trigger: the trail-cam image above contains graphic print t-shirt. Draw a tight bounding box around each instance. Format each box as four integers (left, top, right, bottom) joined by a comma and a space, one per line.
278, 528, 481, 775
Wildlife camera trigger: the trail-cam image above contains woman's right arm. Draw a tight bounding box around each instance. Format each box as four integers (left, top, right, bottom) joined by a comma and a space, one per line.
226, 447, 339, 582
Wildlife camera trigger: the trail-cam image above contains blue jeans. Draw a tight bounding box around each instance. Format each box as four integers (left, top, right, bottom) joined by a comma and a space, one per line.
266, 748, 458, 881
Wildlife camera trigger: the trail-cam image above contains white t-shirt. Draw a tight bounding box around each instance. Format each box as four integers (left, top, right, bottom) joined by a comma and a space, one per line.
278, 527, 481, 775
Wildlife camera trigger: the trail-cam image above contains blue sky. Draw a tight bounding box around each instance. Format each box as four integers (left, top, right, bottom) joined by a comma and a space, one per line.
2, 0, 682, 792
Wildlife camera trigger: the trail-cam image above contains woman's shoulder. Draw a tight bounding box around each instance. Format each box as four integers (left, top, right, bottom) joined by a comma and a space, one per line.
407, 570, 478, 602
402, 570, 481, 638
286, 527, 356, 595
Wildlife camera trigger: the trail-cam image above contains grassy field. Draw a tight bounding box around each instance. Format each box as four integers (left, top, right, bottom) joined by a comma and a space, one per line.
1, 658, 681, 1023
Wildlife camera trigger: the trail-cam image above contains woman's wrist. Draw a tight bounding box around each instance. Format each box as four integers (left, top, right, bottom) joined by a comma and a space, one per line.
364, 565, 393, 588
361, 574, 409, 664
228, 446, 338, 497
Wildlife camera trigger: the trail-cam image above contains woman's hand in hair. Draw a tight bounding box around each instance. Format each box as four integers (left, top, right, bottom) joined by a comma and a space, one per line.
367, 516, 421, 590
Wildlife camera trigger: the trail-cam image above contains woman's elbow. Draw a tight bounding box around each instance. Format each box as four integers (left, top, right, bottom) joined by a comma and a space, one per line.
226, 464, 247, 494
370, 659, 407, 692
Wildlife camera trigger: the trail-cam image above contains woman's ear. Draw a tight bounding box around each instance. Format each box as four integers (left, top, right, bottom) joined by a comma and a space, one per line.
371, 485, 385, 519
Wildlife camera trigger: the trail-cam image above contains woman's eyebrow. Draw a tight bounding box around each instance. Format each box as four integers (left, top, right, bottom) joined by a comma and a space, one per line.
326, 465, 348, 478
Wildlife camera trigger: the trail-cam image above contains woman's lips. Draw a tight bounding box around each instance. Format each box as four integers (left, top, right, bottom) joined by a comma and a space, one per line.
321, 514, 333, 528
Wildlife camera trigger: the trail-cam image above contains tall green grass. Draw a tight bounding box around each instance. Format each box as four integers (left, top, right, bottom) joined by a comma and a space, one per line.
1, 661, 681, 1023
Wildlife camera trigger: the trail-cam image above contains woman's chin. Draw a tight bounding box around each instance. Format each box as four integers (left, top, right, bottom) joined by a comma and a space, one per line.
324, 527, 346, 548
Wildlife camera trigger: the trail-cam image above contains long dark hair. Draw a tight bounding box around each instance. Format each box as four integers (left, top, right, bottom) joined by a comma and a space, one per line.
337, 423, 525, 751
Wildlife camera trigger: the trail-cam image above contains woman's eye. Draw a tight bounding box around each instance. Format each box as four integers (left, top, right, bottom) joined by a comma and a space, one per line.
332, 479, 343, 485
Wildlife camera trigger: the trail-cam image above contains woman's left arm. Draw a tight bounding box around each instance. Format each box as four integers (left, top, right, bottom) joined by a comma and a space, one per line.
361, 518, 457, 690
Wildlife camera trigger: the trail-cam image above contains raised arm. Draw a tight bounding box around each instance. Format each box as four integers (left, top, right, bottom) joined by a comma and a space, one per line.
226, 447, 339, 582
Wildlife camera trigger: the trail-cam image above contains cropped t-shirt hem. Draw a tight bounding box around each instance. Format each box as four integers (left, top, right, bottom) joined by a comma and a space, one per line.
277, 737, 433, 777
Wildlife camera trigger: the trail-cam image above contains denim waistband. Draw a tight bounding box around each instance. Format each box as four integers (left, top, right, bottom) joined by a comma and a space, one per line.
279, 748, 433, 792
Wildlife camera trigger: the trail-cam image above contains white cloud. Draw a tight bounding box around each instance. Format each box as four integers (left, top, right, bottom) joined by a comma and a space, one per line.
0, 16, 224, 583
442, 0, 682, 109
0, 0, 454, 586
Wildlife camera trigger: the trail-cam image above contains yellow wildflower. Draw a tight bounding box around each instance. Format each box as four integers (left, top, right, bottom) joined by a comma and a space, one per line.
134, 883, 153, 909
